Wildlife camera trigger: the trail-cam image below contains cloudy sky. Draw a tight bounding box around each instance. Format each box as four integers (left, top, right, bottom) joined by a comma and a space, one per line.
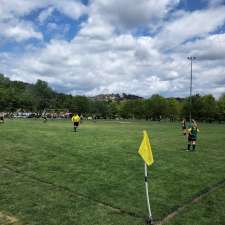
0, 0, 225, 98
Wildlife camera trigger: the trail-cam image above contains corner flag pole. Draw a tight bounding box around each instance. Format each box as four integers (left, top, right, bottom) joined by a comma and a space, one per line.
138, 130, 154, 224
144, 162, 153, 224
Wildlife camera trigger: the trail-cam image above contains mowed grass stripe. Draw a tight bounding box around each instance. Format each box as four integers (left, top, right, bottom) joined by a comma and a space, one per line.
0, 164, 144, 219
0, 167, 145, 225
0, 119, 224, 224
156, 179, 225, 225
2, 164, 224, 225
166, 183, 225, 225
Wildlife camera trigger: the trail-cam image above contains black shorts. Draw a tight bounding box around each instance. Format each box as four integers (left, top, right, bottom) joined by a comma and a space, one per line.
74, 122, 79, 127
188, 135, 196, 142
182, 126, 186, 129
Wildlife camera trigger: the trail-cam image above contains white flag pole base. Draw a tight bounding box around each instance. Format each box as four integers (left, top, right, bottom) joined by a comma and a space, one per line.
145, 217, 154, 225
144, 163, 153, 224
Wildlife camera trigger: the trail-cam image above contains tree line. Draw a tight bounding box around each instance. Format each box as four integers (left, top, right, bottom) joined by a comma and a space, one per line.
0, 74, 225, 122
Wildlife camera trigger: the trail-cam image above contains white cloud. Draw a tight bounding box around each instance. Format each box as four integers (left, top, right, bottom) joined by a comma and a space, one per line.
157, 6, 225, 49
90, 0, 179, 31
79, 16, 115, 40
0, 20, 43, 42
0, 0, 43, 20
54, 1, 87, 20
0, 0, 225, 98
188, 34, 225, 60
38, 7, 54, 23
0, 0, 87, 21
0, 0, 87, 42
2, 27, 225, 98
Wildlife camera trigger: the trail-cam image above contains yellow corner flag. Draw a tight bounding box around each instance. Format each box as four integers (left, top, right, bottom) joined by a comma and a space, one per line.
138, 130, 154, 166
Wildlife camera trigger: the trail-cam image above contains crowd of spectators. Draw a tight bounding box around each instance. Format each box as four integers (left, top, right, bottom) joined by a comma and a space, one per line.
0, 112, 72, 119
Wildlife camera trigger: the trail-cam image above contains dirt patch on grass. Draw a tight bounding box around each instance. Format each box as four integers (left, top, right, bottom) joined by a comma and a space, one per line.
0, 211, 19, 224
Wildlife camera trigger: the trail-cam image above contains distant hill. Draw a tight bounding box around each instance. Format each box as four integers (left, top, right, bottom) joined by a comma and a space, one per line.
0, 74, 143, 112
1, 73, 224, 123
90, 93, 143, 101
167, 97, 185, 102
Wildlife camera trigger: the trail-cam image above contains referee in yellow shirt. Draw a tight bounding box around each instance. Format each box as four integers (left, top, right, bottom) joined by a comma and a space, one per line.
71, 113, 80, 132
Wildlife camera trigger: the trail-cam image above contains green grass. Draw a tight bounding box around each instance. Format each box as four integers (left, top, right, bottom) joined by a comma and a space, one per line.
0, 119, 224, 225
167, 184, 225, 225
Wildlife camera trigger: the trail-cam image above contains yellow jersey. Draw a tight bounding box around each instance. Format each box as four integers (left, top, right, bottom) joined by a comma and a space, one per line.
71, 115, 80, 122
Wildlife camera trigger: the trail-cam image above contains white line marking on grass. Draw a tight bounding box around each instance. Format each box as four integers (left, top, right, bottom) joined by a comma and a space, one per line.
1, 165, 144, 220
156, 180, 225, 225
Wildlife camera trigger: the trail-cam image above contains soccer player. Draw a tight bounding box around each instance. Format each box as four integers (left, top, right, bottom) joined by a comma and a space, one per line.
71, 113, 80, 132
187, 119, 199, 151
181, 118, 187, 135
43, 115, 48, 123
0, 113, 4, 124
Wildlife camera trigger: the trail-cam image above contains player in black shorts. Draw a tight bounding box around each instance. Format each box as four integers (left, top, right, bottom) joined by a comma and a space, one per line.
0, 115, 4, 124
187, 119, 199, 151
71, 113, 81, 132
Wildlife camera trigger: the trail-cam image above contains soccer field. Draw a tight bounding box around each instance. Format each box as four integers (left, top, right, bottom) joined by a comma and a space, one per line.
0, 119, 224, 225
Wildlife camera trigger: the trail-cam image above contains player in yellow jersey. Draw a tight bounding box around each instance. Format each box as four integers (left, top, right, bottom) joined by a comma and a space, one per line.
71, 113, 80, 132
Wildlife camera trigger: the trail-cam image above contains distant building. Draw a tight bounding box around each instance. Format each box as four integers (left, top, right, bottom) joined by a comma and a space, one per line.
90, 93, 143, 102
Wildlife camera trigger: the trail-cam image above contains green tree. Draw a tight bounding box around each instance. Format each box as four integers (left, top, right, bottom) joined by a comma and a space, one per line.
32, 80, 54, 111
145, 95, 168, 120
19, 86, 35, 111
182, 94, 204, 121
107, 102, 119, 119
167, 98, 180, 121
90, 100, 109, 118
70, 96, 90, 114
201, 95, 216, 122
119, 100, 144, 119
217, 93, 225, 122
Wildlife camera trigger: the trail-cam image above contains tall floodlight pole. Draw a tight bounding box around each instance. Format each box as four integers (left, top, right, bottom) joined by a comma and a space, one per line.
187, 56, 196, 123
